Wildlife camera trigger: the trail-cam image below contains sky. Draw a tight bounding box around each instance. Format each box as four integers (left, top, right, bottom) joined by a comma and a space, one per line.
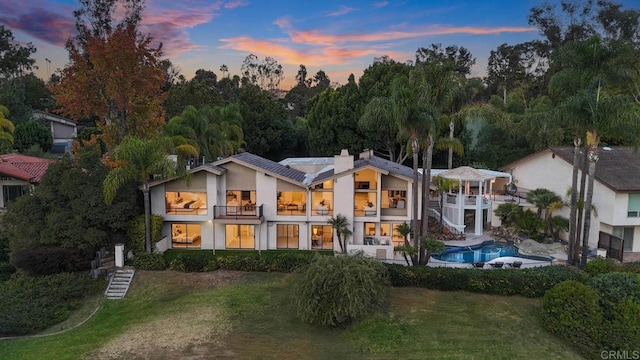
0, 0, 636, 89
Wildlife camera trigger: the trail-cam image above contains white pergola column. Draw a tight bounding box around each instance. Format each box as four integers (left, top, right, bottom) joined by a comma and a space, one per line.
475, 179, 484, 235
458, 179, 464, 227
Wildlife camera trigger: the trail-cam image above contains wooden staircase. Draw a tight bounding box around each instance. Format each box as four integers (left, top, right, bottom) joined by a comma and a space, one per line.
104, 268, 135, 300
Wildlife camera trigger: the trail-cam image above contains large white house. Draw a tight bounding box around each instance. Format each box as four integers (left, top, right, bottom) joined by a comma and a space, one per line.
500, 146, 640, 256
148, 149, 424, 259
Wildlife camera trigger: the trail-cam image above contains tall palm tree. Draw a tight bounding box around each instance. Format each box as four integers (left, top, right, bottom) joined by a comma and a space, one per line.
103, 136, 184, 252
327, 214, 352, 253
210, 103, 245, 158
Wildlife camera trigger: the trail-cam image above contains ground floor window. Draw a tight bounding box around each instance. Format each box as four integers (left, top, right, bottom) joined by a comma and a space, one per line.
613, 226, 634, 251
380, 223, 405, 247
3, 185, 29, 207
171, 223, 202, 249
311, 224, 333, 250
277, 224, 299, 249
225, 224, 255, 249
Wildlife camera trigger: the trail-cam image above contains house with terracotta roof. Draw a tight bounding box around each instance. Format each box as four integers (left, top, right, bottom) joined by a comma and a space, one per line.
0, 153, 54, 209
147, 149, 424, 258
500, 146, 640, 257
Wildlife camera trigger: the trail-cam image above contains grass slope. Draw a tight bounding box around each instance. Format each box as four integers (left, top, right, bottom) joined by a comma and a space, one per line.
0, 271, 582, 360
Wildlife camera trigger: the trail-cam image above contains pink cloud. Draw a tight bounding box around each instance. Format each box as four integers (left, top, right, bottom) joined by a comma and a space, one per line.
219, 36, 383, 66
290, 25, 537, 45
327, 5, 355, 17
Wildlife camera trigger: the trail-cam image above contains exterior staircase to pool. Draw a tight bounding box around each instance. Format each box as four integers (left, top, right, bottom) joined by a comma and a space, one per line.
105, 268, 135, 300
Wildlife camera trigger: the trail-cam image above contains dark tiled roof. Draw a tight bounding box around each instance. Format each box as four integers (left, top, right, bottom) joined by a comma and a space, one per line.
229, 152, 307, 183
0, 154, 54, 183
312, 168, 336, 183
201, 163, 227, 173
551, 146, 640, 192
355, 156, 418, 180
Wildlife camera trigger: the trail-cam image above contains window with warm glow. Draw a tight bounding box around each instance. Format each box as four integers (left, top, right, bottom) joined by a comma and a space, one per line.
277, 224, 299, 249
171, 223, 202, 248
225, 224, 255, 249
165, 191, 207, 215
311, 224, 333, 250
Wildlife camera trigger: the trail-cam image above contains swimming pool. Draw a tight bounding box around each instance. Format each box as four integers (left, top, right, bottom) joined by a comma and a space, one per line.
431, 240, 553, 263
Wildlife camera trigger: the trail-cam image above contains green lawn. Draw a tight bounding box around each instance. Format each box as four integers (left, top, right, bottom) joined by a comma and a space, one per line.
0, 270, 583, 360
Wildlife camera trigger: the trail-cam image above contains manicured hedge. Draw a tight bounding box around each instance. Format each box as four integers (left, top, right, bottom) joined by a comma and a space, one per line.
384, 264, 588, 297
133, 253, 167, 271
126, 215, 164, 254
541, 280, 603, 355
585, 257, 640, 275
0, 273, 105, 336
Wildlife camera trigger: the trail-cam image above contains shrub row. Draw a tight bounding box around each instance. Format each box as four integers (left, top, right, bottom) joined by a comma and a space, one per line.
134, 250, 333, 273
542, 273, 640, 357
585, 257, 640, 275
384, 264, 588, 297
0, 273, 105, 336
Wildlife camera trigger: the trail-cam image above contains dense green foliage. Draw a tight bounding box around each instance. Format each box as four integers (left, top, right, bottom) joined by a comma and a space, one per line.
11, 247, 89, 276
385, 264, 586, 297
588, 272, 640, 320
585, 257, 640, 275
13, 120, 52, 153
293, 253, 390, 327
126, 215, 164, 254
0, 273, 104, 336
3, 153, 140, 272
541, 280, 603, 355
133, 252, 167, 270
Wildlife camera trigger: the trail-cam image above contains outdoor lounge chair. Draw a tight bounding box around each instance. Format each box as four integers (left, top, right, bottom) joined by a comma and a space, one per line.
489, 262, 504, 268
510, 261, 523, 268
472, 262, 485, 268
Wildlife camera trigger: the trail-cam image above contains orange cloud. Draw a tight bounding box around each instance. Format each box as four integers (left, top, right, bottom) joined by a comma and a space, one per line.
219, 36, 384, 66
290, 25, 537, 45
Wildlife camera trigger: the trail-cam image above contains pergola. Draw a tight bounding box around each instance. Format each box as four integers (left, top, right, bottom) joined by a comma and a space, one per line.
438, 166, 496, 235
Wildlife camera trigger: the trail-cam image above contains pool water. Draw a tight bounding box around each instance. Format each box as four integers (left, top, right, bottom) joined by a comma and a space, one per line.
432, 243, 522, 263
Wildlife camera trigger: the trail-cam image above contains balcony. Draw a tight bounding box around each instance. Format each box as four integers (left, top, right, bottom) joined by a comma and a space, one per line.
213, 204, 263, 223
354, 206, 378, 217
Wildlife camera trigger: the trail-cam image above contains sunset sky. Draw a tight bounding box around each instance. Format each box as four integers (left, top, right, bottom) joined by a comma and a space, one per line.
1, 0, 637, 89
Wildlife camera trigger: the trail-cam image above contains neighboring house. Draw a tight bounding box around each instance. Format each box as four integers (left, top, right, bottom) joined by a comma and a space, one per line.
500, 146, 640, 254
148, 149, 424, 258
0, 153, 54, 209
32, 110, 78, 153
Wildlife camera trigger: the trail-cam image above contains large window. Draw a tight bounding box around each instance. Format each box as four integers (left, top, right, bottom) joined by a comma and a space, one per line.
165, 191, 207, 215
628, 194, 640, 217
381, 223, 405, 247
277, 224, 299, 249
277, 191, 306, 215
311, 224, 333, 250
171, 223, 201, 249
226, 190, 257, 213
225, 224, 255, 249
2, 185, 29, 207
311, 191, 333, 216
382, 190, 407, 209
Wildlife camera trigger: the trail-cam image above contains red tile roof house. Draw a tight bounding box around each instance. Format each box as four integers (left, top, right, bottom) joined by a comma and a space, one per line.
0, 154, 54, 210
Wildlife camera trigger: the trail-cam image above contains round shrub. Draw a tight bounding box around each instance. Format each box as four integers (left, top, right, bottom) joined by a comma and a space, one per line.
133, 252, 166, 270
542, 280, 603, 356
588, 272, 640, 320
292, 253, 390, 328
607, 299, 640, 350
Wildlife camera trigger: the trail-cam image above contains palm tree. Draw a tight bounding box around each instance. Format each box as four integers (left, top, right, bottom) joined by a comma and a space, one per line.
393, 222, 415, 266
327, 214, 352, 253
526, 188, 562, 236
103, 136, 184, 252
210, 103, 245, 158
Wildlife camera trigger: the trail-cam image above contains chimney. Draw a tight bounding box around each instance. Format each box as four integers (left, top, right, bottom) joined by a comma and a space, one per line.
359, 149, 373, 159
334, 149, 354, 173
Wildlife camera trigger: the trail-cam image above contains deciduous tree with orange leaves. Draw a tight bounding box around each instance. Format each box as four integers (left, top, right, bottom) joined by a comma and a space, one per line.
52, 3, 166, 151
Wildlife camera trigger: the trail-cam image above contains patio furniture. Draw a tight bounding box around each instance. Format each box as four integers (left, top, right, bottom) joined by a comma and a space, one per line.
472, 262, 485, 268
509, 261, 523, 268
489, 262, 504, 268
